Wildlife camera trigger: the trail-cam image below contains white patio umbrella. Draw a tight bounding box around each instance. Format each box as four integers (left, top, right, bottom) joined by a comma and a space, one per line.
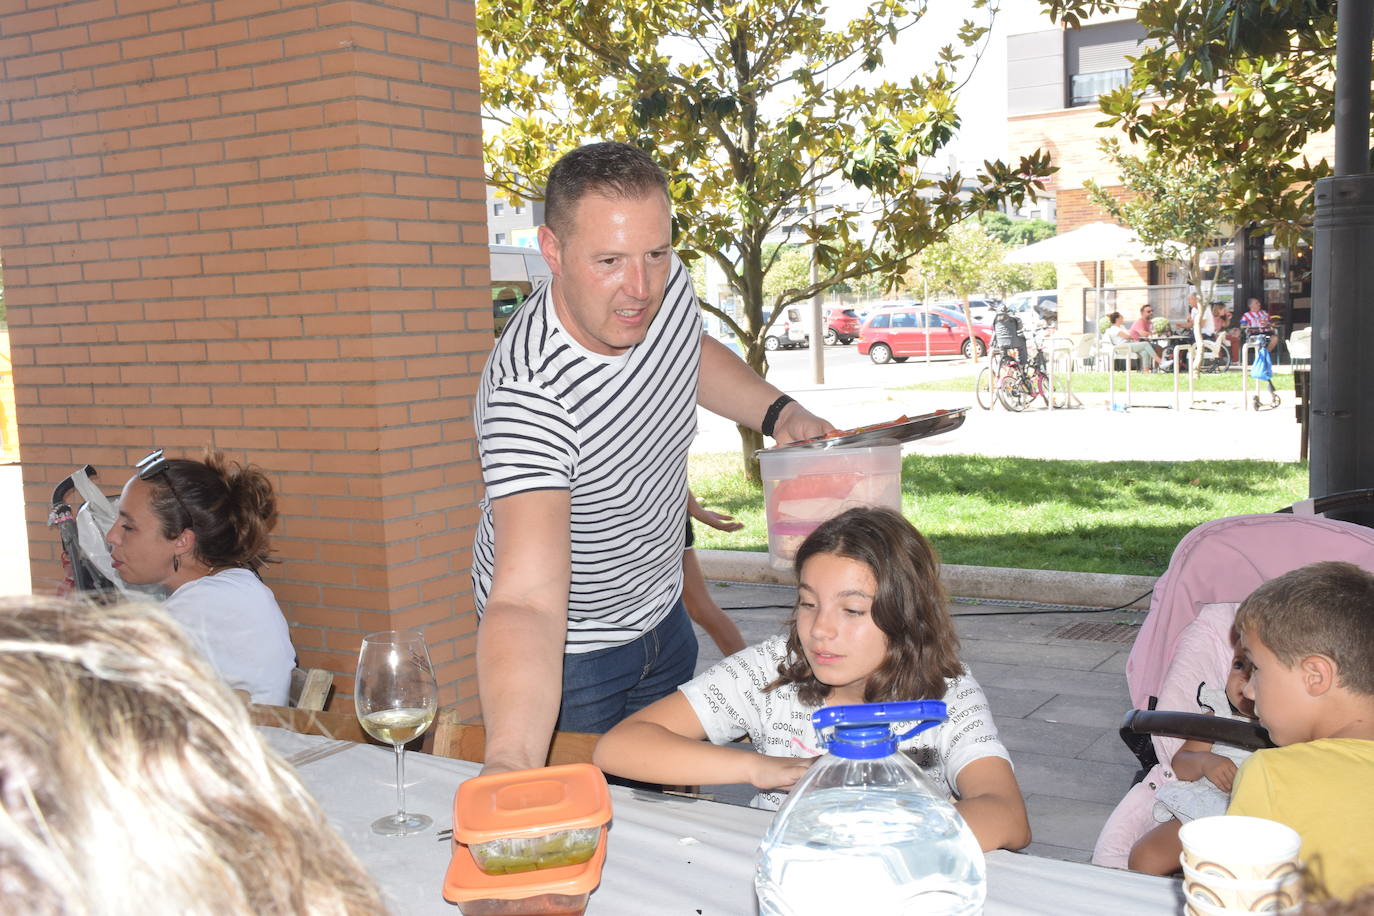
1003, 221, 1186, 264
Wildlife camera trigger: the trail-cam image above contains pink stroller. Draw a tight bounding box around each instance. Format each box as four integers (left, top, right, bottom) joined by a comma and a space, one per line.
1092, 512, 1374, 868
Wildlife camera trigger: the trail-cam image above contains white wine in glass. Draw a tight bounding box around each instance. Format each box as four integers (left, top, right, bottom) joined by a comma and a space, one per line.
355, 629, 438, 837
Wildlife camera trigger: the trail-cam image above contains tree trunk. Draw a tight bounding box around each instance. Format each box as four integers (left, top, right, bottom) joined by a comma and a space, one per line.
737, 339, 769, 485
737, 423, 765, 485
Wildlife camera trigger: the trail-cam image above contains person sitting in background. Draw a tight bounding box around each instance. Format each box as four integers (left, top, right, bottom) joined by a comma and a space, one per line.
0, 596, 383, 915
1227, 562, 1374, 902
1128, 305, 1156, 341
105, 448, 295, 705
1240, 297, 1279, 353
1104, 311, 1160, 371
1213, 304, 1240, 360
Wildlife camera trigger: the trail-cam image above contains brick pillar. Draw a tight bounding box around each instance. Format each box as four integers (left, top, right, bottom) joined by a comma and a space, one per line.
0, 0, 489, 715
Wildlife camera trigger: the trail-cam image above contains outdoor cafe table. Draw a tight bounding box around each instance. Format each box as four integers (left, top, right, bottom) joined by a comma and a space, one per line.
261, 727, 1185, 914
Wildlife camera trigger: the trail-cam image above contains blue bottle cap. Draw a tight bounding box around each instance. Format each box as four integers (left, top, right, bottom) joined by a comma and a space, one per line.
812, 701, 948, 759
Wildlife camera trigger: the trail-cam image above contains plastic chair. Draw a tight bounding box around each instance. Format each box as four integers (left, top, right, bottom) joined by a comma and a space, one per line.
1071, 333, 1099, 372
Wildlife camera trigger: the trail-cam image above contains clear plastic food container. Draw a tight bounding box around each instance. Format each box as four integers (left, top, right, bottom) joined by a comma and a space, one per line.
443, 833, 606, 916
443, 763, 612, 915
758, 440, 902, 570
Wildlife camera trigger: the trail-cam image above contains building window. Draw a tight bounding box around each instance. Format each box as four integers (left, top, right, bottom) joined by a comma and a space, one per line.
1066, 19, 1148, 107
494, 233, 506, 244
514, 204, 525, 215
493, 202, 505, 216
1070, 68, 1130, 106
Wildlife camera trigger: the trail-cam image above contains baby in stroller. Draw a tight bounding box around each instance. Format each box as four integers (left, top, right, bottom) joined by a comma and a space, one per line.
1092, 512, 1374, 871
1126, 642, 1257, 874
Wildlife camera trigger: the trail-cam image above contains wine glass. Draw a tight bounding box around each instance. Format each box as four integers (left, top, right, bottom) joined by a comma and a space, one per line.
355, 629, 439, 837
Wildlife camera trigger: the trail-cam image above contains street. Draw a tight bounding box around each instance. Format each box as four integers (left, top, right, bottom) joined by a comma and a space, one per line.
699, 345, 1303, 463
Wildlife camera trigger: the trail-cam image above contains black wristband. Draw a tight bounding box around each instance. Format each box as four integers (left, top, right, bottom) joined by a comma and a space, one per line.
761, 394, 795, 439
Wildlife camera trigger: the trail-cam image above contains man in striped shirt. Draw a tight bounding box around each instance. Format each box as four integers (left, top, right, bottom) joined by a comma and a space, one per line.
474, 142, 832, 775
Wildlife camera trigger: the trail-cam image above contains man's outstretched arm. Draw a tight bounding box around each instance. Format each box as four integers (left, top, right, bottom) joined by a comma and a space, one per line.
697, 335, 834, 443
477, 488, 572, 774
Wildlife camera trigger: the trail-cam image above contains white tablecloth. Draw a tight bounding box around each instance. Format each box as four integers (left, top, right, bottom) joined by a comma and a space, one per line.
261, 728, 1183, 915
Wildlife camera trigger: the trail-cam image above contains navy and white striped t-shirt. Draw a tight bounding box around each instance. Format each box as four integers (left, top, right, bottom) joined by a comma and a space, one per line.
472, 256, 701, 652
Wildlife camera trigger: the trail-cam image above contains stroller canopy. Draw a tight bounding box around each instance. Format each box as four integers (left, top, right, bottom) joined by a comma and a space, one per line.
1126, 513, 1374, 710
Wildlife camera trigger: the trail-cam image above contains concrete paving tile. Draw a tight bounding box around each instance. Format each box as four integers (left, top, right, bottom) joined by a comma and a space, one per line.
965, 660, 1131, 698
982, 684, 1056, 719
951, 615, 1056, 645
993, 717, 1102, 757
1009, 750, 1139, 806
1078, 729, 1147, 769
1093, 650, 1132, 675
960, 636, 1119, 671
1026, 692, 1133, 731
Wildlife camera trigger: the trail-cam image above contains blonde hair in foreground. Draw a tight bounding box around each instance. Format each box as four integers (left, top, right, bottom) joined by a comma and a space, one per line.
0, 596, 385, 916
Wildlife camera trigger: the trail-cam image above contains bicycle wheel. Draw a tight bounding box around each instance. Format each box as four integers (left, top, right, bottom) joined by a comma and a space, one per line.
1035, 370, 1051, 408
997, 373, 1032, 412
975, 367, 995, 410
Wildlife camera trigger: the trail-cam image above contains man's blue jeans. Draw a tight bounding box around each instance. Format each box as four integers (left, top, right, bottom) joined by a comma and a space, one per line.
557, 598, 698, 734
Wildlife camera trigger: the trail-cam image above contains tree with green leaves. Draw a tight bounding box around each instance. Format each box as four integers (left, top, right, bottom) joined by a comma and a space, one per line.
1043, 0, 1346, 245
1084, 138, 1228, 372
980, 211, 1056, 247
909, 220, 1003, 351
760, 245, 814, 306
480, 0, 1052, 471
1084, 139, 1227, 290
910, 220, 1051, 307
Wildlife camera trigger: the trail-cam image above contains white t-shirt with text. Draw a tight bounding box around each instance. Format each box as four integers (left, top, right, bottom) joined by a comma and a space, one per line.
679, 634, 1011, 810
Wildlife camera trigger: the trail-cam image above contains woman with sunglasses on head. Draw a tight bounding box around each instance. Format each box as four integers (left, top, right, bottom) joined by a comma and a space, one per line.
105, 448, 295, 705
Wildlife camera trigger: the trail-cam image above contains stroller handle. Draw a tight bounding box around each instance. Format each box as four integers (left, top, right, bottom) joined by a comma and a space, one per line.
1122, 709, 1274, 752
51, 466, 98, 505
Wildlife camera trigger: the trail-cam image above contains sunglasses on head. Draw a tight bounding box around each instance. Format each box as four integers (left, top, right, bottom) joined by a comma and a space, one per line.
136, 448, 170, 480
135, 448, 191, 521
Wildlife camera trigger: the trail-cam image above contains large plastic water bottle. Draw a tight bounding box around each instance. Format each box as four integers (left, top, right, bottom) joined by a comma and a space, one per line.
754, 701, 987, 916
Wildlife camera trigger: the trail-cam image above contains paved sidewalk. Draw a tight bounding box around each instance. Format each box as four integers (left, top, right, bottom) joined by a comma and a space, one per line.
695, 372, 1301, 463
688, 580, 1146, 864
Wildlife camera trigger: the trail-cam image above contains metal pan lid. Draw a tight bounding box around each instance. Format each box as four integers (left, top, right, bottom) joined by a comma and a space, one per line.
760, 407, 969, 453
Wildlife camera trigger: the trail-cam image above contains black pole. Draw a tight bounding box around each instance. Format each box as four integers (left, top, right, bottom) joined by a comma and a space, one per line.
1309, 0, 1374, 525
1332, 0, 1372, 177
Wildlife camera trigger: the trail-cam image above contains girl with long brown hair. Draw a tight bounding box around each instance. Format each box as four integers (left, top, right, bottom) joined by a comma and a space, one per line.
594, 506, 1030, 852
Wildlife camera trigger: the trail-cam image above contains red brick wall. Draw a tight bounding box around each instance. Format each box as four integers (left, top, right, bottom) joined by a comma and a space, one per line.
0, 0, 489, 715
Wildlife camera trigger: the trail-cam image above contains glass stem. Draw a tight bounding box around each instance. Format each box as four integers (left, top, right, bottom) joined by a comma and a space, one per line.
394, 742, 407, 820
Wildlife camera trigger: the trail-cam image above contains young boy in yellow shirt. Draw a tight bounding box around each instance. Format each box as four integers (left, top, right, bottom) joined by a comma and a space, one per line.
1228, 561, 1374, 901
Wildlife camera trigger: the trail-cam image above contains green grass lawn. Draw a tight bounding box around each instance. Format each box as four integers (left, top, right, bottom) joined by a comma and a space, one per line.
898, 369, 1296, 395
689, 452, 1308, 576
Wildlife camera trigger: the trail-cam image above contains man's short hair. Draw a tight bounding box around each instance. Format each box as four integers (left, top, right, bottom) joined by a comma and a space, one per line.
1234, 561, 1374, 695
544, 142, 669, 238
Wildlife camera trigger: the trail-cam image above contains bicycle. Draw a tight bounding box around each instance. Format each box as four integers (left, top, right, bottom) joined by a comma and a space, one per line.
993, 344, 1052, 412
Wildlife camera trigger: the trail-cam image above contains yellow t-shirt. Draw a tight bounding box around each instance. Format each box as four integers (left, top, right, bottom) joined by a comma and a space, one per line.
1228, 738, 1374, 900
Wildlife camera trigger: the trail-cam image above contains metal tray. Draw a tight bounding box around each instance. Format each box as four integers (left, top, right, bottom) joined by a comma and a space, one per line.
768, 407, 969, 452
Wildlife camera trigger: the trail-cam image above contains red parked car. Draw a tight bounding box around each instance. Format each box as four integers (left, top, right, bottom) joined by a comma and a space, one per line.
856, 306, 992, 363
823, 307, 862, 345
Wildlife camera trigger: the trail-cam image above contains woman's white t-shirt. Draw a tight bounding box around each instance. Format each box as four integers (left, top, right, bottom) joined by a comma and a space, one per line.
679, 634, 1011, 810
164, 568, 295, 705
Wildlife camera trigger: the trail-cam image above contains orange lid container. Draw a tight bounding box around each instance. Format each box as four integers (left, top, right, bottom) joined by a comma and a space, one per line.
442, 827, 607, 911
453, 763, 612, 845
444, 764, 612, 913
